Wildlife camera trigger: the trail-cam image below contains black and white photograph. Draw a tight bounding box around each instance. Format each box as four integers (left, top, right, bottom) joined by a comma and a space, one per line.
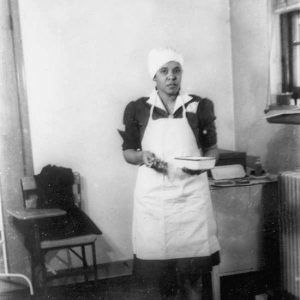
0, 0, 300, 299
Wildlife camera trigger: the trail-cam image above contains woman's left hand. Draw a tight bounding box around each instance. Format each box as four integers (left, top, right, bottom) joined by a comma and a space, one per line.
182, 168, 207, 175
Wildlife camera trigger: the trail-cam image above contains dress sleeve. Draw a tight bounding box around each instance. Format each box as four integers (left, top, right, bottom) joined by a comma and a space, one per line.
197, 98, 217, 149
121, 101, 141, 151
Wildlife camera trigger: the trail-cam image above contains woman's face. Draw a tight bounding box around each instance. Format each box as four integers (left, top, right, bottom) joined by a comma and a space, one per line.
154, 61, 182, 97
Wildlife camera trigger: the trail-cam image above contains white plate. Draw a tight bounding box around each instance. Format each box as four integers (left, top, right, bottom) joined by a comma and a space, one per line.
211, 180, 236, 187
211, 164, 246, 180
174, 156, 216, 170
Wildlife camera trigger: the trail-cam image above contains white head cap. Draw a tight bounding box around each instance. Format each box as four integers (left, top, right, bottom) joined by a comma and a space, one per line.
147, 48, 184, 79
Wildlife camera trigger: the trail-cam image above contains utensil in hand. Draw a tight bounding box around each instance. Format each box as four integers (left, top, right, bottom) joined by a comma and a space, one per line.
150, 158, 168, 174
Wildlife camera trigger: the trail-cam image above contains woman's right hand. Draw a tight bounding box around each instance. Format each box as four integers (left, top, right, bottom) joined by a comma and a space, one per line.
140, 151, 168, 174
141, 151, 156, 167
123, 149, 166, 173
123, 149, 156, 166
143, 153, 168, 174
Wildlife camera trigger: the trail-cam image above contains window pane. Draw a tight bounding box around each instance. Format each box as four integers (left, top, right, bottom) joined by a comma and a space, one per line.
293, 45, 300, 86
292, 11, 300, 42
292, 11, 300, 87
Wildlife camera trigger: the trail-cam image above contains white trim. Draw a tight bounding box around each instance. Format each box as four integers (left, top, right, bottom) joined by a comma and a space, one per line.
146, 90, 192, 114
147, 90, 166, 111
8, 0, 34, 175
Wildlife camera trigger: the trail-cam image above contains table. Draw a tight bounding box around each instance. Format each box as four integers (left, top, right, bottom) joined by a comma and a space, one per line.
210, 179, 279, 300
7, 208, 66, 292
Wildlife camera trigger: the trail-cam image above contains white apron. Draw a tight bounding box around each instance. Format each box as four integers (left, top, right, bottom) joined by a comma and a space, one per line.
133, 94, 220, 260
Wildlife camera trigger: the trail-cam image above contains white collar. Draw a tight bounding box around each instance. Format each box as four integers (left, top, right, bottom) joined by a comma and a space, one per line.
147, 90, 192, 114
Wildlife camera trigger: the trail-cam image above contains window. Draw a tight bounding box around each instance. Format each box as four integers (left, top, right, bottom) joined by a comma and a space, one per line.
281, 10, 300, 97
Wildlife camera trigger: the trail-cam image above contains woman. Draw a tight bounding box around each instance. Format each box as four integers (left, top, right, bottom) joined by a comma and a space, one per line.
121, 48, 220, 300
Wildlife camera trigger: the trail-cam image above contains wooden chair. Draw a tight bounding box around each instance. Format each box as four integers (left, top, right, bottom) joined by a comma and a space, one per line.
19, 172, 101, 293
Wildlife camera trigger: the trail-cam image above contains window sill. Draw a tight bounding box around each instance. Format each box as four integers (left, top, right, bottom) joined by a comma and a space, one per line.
265, 105, 300, 124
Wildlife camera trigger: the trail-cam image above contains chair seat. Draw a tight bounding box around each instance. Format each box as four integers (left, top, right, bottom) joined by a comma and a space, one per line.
41, 234, 98, 249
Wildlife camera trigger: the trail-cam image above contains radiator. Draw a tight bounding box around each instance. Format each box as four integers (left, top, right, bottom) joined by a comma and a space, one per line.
280, 171, 300, 299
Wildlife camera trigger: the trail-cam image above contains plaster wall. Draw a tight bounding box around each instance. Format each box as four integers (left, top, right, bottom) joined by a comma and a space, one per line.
230, 0, 300, 173
18, 0, 235, 264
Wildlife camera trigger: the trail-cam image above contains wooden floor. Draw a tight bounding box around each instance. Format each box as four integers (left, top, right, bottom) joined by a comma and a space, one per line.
0, 272, 280, 300
0, 276, 160, 300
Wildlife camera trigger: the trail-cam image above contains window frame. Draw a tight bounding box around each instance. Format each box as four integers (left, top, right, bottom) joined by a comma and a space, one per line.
280, 9, 300, 96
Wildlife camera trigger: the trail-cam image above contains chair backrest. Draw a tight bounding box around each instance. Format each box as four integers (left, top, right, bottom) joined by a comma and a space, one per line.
21, 172, 82, 209
72, 172, 81, 208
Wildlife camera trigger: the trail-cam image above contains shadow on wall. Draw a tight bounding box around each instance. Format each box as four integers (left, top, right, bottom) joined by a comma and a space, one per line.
80, 176, 133, 263
265, 126, 300, 174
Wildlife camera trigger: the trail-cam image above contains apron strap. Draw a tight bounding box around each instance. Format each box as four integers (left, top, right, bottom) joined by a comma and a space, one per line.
180, 96, 187, 118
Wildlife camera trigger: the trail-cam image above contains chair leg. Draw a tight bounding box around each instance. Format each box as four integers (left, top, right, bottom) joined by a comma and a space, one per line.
40, 250, 48, 297
91, 242, 98, 281
31, 223, 47, 296
31, 250, 47, 298
81, 245, 89, 282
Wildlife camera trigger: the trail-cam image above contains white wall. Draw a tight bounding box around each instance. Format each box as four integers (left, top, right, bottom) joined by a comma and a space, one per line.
230, 0, 300, 173
18, 0, 234, 264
